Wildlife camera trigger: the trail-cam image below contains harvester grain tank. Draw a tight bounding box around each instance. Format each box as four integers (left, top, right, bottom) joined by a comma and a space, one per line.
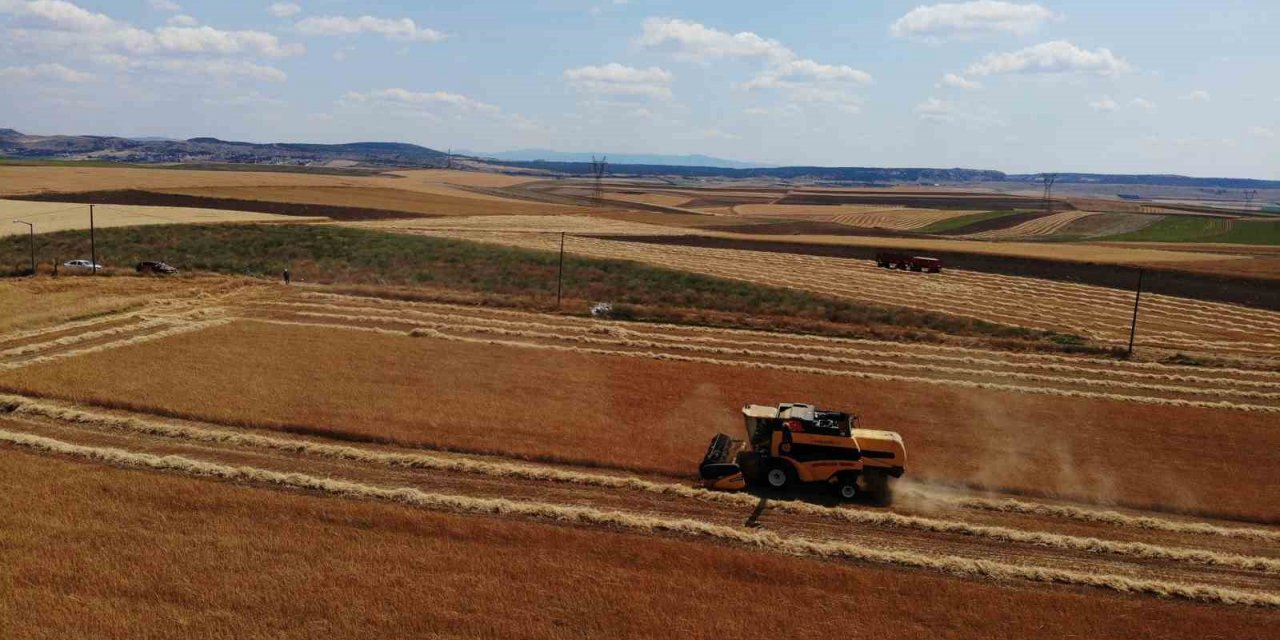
699, 403, 906, 504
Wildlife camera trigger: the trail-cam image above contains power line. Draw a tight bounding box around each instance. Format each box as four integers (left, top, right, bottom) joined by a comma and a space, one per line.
590, 155, 607, 202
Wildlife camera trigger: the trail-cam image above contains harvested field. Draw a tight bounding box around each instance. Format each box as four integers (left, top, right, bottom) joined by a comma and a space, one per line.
386, 228, 1280, 358
5, 450, 1278, 639
0, 198, 327, 235
1058, 212, 1162, 238
5, 296, 1280, 519
777, 191, 1049, 210
4, 277, 1280, 633
964, 211, 1103, 239
732, 204, 971, 230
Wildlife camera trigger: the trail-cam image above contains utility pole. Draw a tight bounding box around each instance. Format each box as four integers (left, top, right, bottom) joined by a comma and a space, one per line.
1041, 173, 1057, 215
13, 220, 34, 276
556, 232, 566, 308
89, 204, 97, 274
1244, 189, 1258, 208
1127, 268, 1144, 356
590, 155, 607, 202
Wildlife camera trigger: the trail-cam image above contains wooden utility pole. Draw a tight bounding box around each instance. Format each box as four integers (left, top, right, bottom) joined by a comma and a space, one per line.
13, 220, 34, 276
1127, 269, 1144, 356
89, 204, 97, 274
556, 232, 566, 308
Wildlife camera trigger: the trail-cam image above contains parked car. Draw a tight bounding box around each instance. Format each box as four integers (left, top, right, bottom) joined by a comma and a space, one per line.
136, 261, 178, 275
62, 259, 103, 272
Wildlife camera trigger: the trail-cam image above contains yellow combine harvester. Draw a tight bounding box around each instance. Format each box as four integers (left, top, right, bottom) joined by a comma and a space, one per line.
699, 403, 907, 504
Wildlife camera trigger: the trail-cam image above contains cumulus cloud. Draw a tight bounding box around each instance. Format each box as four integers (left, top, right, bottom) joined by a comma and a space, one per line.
1130, 97, 1156, 110
640, 17, 871, 113
338, 87, 542, 132
742, 58, 872, 90
166, 14, 198, 27
267, 2, 301, 18
138, 58, 287, 82
963, 40, 1130, 76
147, 0, 181, 12
342, 88, 500, 113
1, 1, 304, 57
638, 17, 790, 62
563, 63, 673, 98
1088, 96, 1118, 111
1183, 89, 1210, 102
937, 72, 982, 89
295, 15, 445, 42
914, 96, 955, 122
891, 1, 1056, 41
0, 61, 93, 82
1248, 126, 1275, 139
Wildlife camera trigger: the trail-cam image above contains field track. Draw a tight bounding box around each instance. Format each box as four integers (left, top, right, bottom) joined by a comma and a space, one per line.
385, 225, 1280, 358
3, 394, 1280, 608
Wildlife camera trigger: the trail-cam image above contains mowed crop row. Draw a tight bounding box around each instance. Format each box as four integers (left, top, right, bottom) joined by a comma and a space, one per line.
964, 211, 1102, 239
3, 402, 1280, 607
393, 227, 1280, 357
242, 296, 1280, 412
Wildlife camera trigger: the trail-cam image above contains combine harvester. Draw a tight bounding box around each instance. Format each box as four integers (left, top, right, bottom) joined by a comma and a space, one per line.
699, 403, 907, 504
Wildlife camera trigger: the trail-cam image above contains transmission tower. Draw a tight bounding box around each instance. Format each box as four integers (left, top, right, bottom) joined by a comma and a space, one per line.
1244, 189, 1258, 208
1041, 173, 1058, 214
590, 155, 608, 202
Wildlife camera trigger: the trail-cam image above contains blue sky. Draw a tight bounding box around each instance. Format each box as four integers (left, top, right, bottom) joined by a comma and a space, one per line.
0, 0, 1277, 177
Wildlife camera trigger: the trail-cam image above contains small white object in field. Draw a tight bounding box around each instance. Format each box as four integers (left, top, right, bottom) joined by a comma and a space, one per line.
590, 302, 613, 318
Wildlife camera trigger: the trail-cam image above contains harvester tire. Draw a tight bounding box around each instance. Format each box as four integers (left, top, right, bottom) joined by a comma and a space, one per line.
835, 474, 859, 501
765, 464, 793, 490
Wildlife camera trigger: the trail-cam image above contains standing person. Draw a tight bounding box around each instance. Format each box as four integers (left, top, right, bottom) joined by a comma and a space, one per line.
283, 267, 291, 285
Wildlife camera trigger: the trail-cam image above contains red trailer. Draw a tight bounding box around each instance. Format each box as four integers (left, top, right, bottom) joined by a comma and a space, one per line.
875, 252, 943, 273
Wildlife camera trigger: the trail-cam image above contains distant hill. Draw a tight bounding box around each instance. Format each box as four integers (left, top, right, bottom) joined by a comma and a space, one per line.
473, 148, 768, 169
4, 128, 1279, 189
0, 129, 447, 167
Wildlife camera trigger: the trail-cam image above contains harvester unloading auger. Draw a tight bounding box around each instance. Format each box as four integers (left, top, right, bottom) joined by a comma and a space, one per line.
699, 403, 906, 504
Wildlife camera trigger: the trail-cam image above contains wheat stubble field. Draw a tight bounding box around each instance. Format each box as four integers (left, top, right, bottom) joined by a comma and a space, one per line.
3, 165, 1280, 638
1, 270, 1279, 638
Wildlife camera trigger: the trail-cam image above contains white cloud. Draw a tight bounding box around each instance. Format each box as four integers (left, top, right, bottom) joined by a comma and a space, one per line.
639, 18, 871, 113
267, 2, 301, 18
638, 17, 791, 62
1088, 96, 1118, 112
338, 87, 542, 132
295, 15, 445, 42
1249, 126, 1275, 139
563, 63, 673, 99
166, 14, 198, 27
342, 88, 500, 113
1130, 97, 1156, 110
937, 72, 982, 89
151, 26, 304, 57
914, 96, 955, 122
1183, 89, 1210, 102
699, 128, 738, 140
146, 0, 181, 12
963, 40, 1130, 77
0, 1, 304, 58
142, 58, 287, 82
0, 62, 93, 82
891, 1, 1056, 41
743, 58, 872, 90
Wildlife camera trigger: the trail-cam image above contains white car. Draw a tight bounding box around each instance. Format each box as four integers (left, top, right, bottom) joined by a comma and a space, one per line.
62, 259, 104, 272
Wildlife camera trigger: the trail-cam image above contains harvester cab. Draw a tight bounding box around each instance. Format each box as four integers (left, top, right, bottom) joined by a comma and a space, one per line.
699, 403, 906, 504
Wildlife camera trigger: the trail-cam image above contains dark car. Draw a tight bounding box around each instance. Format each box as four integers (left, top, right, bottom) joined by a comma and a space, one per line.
136, 261, 179, 275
